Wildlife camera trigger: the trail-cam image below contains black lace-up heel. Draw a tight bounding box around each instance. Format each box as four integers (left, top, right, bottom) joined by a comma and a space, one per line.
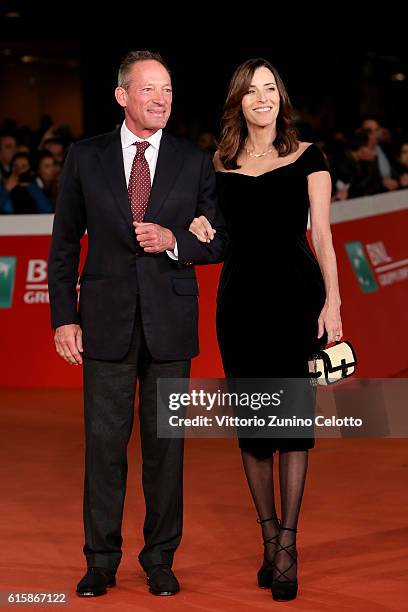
271, 525, 298, 601
256, 516, 281, 588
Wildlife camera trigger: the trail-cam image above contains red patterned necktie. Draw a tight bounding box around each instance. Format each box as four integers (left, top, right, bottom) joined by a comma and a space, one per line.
128, 141, 151, 222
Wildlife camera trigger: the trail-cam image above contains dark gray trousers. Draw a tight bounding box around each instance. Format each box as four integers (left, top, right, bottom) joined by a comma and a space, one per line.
82, 306, 190, 573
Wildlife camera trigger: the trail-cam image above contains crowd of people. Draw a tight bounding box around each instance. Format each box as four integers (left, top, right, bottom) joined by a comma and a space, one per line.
1, 115, 408, 214
323, 117, 408, 201
0, 121, 68, 214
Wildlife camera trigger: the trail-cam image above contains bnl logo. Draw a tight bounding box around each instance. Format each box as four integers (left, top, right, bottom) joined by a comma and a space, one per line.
345, 241, 378, 293
0, 257, 17, 308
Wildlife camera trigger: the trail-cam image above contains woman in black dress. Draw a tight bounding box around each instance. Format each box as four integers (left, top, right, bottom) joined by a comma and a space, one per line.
189, 58, 342, 601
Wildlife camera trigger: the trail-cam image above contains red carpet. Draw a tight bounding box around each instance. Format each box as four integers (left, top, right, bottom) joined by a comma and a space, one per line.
0, 387, 407, 610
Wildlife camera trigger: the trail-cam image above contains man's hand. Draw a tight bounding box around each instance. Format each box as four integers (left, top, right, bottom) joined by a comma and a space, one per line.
54, 324, 83, 365
133, 222, 176, 253
334, 189, 348, 201
382, 177, 399, 191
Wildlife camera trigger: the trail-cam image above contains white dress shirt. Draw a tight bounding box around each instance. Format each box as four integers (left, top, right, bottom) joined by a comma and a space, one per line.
120, 121, 178, 259
376, 144, 392, 179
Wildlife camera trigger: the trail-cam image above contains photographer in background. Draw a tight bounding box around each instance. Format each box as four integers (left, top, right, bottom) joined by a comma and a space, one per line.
0, 152, 54, 214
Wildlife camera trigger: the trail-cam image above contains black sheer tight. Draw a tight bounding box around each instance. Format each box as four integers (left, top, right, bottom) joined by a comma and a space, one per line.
275, 449, 308, 583
241, 450, 279, 563
241, 448, 308, 582
242, 450, 278, 562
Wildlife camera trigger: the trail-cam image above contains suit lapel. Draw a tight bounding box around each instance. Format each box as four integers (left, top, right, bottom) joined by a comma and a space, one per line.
97, 129, 133, 231
96, 129, 184, 230
144, 131, 184, 222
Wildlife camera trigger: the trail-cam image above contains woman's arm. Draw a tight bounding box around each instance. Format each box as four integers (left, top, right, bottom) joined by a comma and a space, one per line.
308, 171, 343, 343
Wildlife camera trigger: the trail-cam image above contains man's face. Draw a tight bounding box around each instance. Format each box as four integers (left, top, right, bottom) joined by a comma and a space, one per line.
0, 136, 17, 165
358, 145, 375, 161
115, 60, 172, 137
362, 119, 381, 146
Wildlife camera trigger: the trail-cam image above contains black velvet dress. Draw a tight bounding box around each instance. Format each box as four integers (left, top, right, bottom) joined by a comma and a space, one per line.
216, 144, 329, 455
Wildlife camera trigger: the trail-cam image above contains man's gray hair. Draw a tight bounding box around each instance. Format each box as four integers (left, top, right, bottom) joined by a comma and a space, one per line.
118, 50, 170, 90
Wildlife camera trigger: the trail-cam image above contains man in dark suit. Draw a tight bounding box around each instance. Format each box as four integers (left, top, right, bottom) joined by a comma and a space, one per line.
48, 50, 227, 598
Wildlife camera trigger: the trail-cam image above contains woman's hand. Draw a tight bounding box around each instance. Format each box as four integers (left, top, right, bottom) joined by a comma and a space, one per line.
318, 301, 343, 344
188, 215, 216, 243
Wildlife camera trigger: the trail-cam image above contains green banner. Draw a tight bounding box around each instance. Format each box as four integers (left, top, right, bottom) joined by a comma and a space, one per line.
345, 241, 378, 294
0, 257, 17, 308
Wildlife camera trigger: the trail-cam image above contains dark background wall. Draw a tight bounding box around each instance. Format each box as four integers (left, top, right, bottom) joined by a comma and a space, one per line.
1, 4, 407, 139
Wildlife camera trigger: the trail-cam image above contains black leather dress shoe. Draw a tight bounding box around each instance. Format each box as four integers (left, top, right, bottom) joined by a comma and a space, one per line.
146, 564, 180, 596
76, 567, 116, 597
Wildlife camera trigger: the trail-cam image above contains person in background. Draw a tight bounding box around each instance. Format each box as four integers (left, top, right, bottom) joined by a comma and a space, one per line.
34, 151, 60, 210
360, 115, 399, 191
0, 152, 53, 214
333, 129, 385, 200
41, 137, 66, 168
197, 131, 217, 155
0, 133, 17, 180
394, 141, 408, 188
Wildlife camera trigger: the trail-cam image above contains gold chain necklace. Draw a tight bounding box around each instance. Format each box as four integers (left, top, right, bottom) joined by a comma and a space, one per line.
245, 145, 274, 158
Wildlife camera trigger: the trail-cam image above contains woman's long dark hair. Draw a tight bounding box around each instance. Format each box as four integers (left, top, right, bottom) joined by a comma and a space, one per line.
218, 58, 298, 169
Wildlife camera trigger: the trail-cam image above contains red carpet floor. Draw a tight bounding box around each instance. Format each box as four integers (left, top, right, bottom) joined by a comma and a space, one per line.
0, 387, 407, 611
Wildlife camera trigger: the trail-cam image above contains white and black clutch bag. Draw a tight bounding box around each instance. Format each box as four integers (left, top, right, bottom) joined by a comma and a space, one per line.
308, 341, 357, 385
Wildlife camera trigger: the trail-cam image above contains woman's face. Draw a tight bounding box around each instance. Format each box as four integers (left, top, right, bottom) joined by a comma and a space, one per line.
241, 66, 280, 128
39, 157, 57, 182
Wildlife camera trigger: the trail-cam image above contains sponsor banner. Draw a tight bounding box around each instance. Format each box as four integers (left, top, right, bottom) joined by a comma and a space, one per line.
0, 235, 86, 387
0, 191, 407, 387
0, 256, 17, 308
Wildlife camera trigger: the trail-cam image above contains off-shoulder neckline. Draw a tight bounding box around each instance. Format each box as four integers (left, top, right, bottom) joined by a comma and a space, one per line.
216, 143, 317, 178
